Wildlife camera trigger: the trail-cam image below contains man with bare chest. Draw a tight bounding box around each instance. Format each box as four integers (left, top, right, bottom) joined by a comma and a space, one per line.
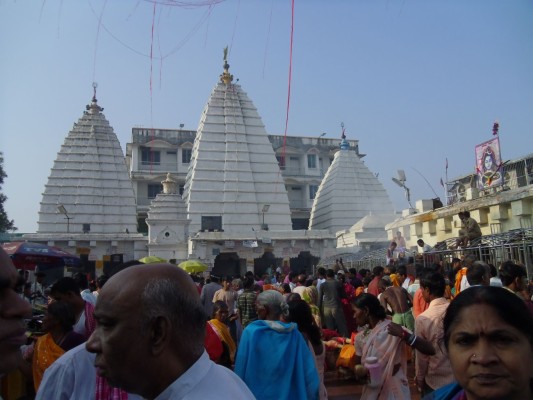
380, 274, 414, 331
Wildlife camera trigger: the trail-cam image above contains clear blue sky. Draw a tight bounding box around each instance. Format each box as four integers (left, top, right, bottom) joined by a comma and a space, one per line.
1, 0, 532, 233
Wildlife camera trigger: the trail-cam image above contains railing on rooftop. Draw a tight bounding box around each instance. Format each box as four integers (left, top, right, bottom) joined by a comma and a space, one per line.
446, 155, 533, 206
317, 228, 533, 277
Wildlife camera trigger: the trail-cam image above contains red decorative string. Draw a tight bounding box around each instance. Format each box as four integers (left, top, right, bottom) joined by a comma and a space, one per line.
281, 0, 295, 175
149, 1, 157, 174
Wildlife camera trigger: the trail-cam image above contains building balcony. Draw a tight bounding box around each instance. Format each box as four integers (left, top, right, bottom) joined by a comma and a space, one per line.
134, 161, 184, 173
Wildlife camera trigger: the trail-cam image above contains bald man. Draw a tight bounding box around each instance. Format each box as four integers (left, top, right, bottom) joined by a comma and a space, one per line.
0, 247, 32, 375
86, 264, 254, 400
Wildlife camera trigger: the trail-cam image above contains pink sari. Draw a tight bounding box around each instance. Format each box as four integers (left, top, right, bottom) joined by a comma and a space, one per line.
360, 319, 410, 400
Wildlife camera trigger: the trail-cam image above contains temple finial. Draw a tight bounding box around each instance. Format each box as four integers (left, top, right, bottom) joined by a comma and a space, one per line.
220, 46, 233, 84
340, 122, 349, 150
86, 82, 103, 114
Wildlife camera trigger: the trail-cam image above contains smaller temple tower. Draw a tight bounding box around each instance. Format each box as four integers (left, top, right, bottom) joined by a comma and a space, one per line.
146, 173, 190, 261
309, 129, 395, 236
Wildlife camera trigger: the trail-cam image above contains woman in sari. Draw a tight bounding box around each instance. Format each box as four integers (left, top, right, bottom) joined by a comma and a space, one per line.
351, 293, 410, 399
426, 286, 533, 400
286, 298, 328, 400
300, 285, 322, 328
208, 301, 237, 368
30, 301, 85, 391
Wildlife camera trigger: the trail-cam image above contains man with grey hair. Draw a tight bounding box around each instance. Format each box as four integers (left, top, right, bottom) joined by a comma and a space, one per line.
234, 290, 319, 399
86, 264, 254, 399
466, 261, 490, 287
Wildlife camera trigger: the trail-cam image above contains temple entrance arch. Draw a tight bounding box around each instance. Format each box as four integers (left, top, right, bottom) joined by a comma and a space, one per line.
254, 251, 282, 278
289, 251, 320, 276
212, 252, 242, 277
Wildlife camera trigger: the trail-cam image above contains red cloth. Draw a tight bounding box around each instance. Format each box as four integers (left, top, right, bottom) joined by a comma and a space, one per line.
89, 303, 128, 400
205, 321, 223, 362
84, 301, 96, 338
322, 328, 340, 340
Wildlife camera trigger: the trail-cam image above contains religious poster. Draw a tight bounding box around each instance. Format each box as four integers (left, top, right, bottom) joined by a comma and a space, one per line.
476, 137, 502, 190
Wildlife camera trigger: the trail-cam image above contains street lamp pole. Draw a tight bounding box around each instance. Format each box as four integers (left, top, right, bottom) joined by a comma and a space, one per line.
57, 205, 71, 233
261, 204, 270, 230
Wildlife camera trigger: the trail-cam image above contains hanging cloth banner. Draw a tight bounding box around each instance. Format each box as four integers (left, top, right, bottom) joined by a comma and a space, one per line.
475, 136, 503, 190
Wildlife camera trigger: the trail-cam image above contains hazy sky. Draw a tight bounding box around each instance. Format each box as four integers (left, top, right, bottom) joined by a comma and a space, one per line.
1, 0, 532, 233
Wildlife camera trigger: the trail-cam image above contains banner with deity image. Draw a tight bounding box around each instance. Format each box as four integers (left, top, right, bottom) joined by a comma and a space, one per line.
476, 137, 502, 190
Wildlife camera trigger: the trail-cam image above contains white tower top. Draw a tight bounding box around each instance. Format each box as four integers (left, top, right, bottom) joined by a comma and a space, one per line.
309, 135, 394, 234
37, 88, 138, 234
183, 56, 292, 234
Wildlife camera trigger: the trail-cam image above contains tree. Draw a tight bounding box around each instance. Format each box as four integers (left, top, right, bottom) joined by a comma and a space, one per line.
0, 152, 17, 232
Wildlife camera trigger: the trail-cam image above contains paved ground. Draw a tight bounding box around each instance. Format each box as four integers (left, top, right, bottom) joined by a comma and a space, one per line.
325, 362, 422, 400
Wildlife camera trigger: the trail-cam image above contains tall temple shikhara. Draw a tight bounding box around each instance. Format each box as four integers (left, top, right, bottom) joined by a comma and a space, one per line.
37, 86, 138, 235
183, 54, 293, 234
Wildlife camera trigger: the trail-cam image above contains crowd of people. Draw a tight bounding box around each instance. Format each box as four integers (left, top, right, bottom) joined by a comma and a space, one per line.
2, 244, 533, 400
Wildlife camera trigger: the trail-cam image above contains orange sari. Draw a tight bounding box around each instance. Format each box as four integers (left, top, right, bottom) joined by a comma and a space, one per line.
208, 319, 237, 362
32, 333, 65, 391
454, 268, 468, 296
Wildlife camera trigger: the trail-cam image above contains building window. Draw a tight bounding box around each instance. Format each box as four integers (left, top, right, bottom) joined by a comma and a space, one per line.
179, 185, 184, 195
292, 186, 301, 191
307, 154, 317, 169
182, 148, 192, 164
141, 148, 160, 165
309, 185, 319, 199
148, 184, 163, 199
201, 216, 222, 231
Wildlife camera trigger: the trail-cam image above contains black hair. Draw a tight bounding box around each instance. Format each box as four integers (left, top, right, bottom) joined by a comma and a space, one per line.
420, 270, 445, 297
242, 276, 255, 290
96, 274, 109, 289
72, 272, 89, 290
414, 263, 425, 278
372, 266, 384, 276
50, 277, 81, 296
350, 293, 386, 320
396, 265, 407, 277
281, 283, 291, 294
287, 299, 322, 348
47, 301, 76, 332
499, 261, 526, 286
326, 269, 335, 278
212, 300, 229, 318
488, 264, 498, 278
443, 286, 533, 349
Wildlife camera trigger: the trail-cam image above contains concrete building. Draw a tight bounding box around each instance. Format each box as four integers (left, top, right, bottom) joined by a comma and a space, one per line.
126, 130, 359, 232
386, 153, 533, 253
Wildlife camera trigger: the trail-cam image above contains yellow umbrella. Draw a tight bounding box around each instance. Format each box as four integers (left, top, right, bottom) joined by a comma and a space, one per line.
178, 259, 208, 274
139, 256, 167, 264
